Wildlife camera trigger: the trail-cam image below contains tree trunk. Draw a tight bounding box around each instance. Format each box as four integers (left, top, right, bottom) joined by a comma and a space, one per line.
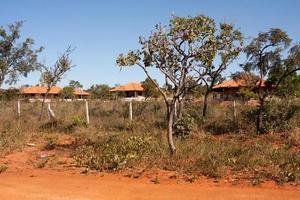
256, 99, 264, 134
167, 102, 176, 156
202, 91, 209, 118
39, 93, 48, 121
47, 102, 56, 121
177, 98, 184, 119
0, 77, 4, 89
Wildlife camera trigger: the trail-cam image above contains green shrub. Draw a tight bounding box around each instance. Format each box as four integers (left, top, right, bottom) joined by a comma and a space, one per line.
43, 135, 58, 150
237, 88, 258, 100
74, 134, 161, 171
269, 148, 300, 184
263, 100, 300, 132
174, 114, 195, 138
63, 115, 87, 132
0, 165, 8, 173
39, 120, 63, 131
243, 99, 300, 133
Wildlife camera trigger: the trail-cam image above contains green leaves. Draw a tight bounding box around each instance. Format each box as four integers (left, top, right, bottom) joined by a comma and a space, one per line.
60, 86, 75, 99
170, 15, 216, 42
116, 50, 140, 67
141, 78, 160, 98
116, 14, 244, 100
243, 28, 300, 90
40, 47, 74, 88
0, 21, 43, 87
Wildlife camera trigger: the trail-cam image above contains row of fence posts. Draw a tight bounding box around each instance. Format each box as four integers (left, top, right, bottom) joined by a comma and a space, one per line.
15, 99, 132, 125
15, 99, 91, 125
15, 99, 237, 124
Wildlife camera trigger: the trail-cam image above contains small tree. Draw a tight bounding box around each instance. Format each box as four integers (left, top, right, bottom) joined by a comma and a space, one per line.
69, 80, 83, 89
39, 47, 74, 121
243, 28, 300, 134
0, 21, 43, 88
117, 15, 227, 155
61, 86, 75, 99
88, 84, 112, 99
0, 88, 19, 101
272, 70, 300, 98
141, 78, 160, 99
201, 23, 243, 118
231, 72, 259, 100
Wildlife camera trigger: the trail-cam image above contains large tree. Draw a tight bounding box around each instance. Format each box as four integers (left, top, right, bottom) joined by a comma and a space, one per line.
117, 15, 235, 155
243, 28, 300, 134
0, 21, 43, 87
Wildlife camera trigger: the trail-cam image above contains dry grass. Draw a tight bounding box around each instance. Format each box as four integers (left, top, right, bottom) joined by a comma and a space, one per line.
1, 99, 300, 184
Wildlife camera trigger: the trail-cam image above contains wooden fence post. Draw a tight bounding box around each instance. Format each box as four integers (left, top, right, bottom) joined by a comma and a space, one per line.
233, 100, 237, 121
129, 101, 133, 121
174, 101, 177, 118
17, 100, 21, 118
85, 99, 90, 125
48, 102, 56, 121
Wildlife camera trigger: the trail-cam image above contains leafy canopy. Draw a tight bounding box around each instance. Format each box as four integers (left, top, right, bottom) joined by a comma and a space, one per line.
117, 15, 242, 103
69, 80, 83, 89
244, 28, 300, 94
0, 21, 43, 87
40, 47, 74, 89
61, 86, 75, 99
88, 84, 112, 99
141, 78, 160, 98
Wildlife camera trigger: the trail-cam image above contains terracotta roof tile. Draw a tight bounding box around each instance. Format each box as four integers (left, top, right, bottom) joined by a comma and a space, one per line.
74, 89, 91, 96
110, 82, 144, 92
21, 86, 90, 96
21, 86, 62, 94
213, 79, 266, 89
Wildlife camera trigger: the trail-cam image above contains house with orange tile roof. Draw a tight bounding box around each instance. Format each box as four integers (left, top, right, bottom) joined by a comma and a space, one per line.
212, 78, 266, 100
20, 85, 90, 100
110, 82, 145, 100
73, 89, 91, 98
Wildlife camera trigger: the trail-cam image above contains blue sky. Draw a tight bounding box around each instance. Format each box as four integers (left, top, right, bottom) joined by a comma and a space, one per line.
1, 0, 300, 89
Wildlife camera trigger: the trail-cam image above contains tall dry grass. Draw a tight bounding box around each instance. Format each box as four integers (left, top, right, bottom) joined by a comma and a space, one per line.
1, 98, 300, 184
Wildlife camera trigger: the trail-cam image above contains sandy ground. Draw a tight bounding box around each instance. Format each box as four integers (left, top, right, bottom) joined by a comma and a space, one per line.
0, 138, 300, 200
0, 169, 300, 200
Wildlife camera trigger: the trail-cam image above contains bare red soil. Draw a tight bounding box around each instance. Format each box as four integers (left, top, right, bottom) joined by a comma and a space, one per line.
1, 169, 300, 200
0, 138, 300, 200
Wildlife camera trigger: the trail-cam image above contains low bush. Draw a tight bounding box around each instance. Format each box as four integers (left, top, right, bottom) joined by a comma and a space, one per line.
174, 114, 195, 138
243, 99, 300, 133
74, 133, 163, 171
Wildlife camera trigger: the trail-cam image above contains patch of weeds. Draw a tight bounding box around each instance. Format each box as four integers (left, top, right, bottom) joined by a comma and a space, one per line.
63, 115, 87, 133
81, 168, 89, 174
251, 174, 263, 186
268, 147, 300, 184
151, 176, 160, 184
0, 165, 8, 173
185, 174, 198, 183
43, 135, 58, 150
174, 114, 195, 138
74, 134, 161, 171
36, 158, 49, 169
39, 119, 64, 133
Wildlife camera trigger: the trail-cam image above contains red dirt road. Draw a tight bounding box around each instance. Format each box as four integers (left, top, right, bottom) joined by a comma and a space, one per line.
1, 169, 300, 200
